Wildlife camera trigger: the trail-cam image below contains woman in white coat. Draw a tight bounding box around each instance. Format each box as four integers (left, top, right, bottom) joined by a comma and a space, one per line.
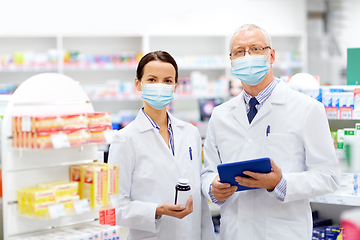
108, 51, 216, 240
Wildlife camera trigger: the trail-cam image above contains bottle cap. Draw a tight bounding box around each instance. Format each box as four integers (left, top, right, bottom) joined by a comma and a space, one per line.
178, 178, 189, 185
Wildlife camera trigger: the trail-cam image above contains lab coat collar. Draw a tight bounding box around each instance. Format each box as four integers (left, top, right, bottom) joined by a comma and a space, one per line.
135, 109, 186, 158
231, 79, 288, 129
135, 109, 186, 133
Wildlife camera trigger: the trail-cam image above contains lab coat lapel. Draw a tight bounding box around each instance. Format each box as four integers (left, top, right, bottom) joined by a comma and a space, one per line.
135, 109, 155, 133
135, 109, 178, 159
232, 92, 250, 130
170, 115, 184, 159
251, 98, 272, 125
250, 80, 287, 125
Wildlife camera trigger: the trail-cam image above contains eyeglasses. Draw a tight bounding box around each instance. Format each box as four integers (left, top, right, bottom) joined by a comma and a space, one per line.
230, 46, 271, 59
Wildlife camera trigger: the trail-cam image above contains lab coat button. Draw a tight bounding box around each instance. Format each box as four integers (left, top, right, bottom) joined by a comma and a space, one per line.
248, 139, 252, 143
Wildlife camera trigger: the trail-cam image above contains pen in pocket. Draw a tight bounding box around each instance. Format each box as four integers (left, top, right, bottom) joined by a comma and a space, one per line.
266, 125, 270, 137
189, 147, 192, 160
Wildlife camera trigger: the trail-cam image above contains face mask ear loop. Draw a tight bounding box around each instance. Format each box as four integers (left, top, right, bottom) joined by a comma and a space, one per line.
267, 49, 272, 64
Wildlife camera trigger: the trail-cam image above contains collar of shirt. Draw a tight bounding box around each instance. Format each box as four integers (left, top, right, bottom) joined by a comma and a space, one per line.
243, 77, 280, 113
141, 108, 175, 156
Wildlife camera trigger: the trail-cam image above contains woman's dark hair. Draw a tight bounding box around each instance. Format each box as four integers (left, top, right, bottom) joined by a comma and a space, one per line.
136, 51, 178, 83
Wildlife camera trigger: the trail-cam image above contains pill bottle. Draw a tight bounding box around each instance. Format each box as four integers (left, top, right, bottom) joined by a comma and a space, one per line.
174, 179, 191, 207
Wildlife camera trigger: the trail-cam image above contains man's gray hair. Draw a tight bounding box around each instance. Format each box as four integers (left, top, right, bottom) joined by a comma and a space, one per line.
229, 24, 272, 52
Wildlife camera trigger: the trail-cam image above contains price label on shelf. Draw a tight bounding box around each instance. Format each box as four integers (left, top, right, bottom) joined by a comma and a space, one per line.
109, 194, 121, 208
339, 107, 353, 119
51, 133, 71, 149
336, 198, 345, 205
73, 199, 91, 215
48, 204, 66, 219
325, 107, 338, 119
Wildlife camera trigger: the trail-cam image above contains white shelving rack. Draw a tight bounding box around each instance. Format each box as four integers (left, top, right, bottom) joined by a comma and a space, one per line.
310, 118, 360, 223
0, 33, 306, 86
0, 73, 100, 239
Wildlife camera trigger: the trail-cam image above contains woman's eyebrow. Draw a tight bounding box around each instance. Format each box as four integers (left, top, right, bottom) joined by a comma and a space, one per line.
146, 74, 158, 78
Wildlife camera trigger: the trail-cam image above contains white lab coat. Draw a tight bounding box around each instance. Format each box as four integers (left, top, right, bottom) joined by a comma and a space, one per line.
201, 80, 340, 240
108, 110, 215, 240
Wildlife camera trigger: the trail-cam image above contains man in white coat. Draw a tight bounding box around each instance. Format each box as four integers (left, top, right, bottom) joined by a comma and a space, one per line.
201, 24, 340, 240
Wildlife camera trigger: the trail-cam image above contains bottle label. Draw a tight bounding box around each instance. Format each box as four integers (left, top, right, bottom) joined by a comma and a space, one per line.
175, 189, 191, 207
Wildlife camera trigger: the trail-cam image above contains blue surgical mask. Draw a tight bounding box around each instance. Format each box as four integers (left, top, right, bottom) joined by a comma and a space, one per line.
231, 55, 270, 86
141, 83, 175, 110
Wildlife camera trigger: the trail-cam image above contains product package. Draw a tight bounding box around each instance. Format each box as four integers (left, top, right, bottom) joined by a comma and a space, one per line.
87, 112, 112, 129
12, 112, 112, 149
89, 125, 112, 143
325, 225, 344, 240
82, 164, 109, 208
38, 180, 78, 197
108, 164, 119, 196
17, 187, 56, 216
313, 226, 326, 239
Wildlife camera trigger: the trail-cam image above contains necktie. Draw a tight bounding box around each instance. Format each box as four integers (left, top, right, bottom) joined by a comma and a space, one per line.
247, 97, 258, 124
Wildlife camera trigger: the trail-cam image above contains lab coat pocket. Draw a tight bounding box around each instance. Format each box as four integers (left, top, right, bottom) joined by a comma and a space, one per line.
264, 133, 297, 172
266, 217, 308, 240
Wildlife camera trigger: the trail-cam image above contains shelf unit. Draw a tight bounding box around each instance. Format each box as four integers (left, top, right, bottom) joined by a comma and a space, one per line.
0, 73, 102, 239
310, 118, 360, 224
0, 33, 307, 136
311, 194, 360, 207
0, 33, 306, 86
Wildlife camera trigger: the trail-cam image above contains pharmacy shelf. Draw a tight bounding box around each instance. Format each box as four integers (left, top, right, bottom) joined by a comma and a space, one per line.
328, 119, 360, 130
0, 73, 100, 239
63, 64, 137, 72
0, 33, 306, 81
310, 194, 360, 207
89, 94, 229, 103
16, 193, 120, 221
0, 66, 58, 73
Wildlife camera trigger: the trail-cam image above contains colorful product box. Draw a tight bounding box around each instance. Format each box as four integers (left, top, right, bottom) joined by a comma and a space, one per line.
325, 225, 344, 240
25, 188, 56, 204
354, 88, 360, 111
70, 164, 89, 200
87, 112, 112, 129
38, 181, 78, 197
108, 164, 119, 196
313, 226, 326, 239
55, 195, 80, 209
17, 188, 32, 214
82, 164, 108, 208
64, 129, 90, 146
12, 116, 62, 133
61, 114, 88, 130
326, 107, 338, 119
12, 114, 88, 133
89, 126, 112, 143
339, 107, 353, 119
75, 226, 102, 240
31, 201, 55, 217
17, 187, 55, 216
12, 112, 113, 149
18, 129, 90, 149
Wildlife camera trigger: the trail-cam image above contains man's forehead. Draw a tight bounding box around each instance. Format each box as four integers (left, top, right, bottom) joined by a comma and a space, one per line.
232, 29, 266, 47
